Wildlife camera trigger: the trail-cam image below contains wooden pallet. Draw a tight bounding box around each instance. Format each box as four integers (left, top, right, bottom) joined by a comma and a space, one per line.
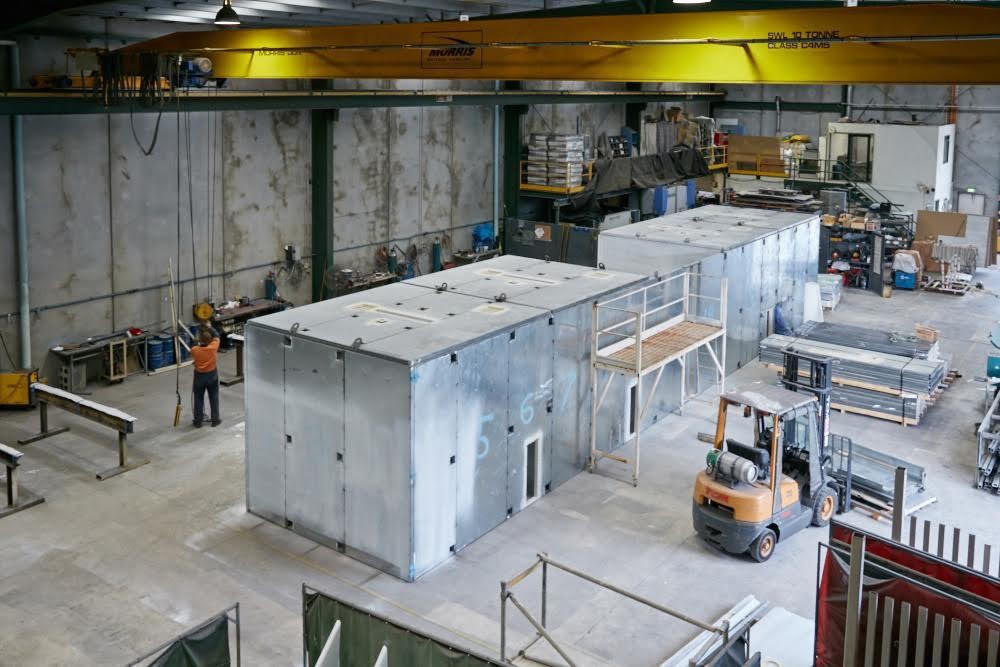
764, 363, 923, 398
924, 279, 971, 296
832, 402, 919, 427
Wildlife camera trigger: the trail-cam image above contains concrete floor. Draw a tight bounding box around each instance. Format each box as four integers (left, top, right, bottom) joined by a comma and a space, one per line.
3, 269, 1000, 666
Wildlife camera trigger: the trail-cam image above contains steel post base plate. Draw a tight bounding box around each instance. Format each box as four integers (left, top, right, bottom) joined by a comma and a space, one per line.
17, 426, 71, 446
96, 459, 150, 481
0, 491, 45, 519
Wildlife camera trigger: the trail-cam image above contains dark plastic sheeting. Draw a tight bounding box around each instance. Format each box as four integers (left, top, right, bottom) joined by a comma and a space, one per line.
149, 615, 231, 667
303, 590, 506, 667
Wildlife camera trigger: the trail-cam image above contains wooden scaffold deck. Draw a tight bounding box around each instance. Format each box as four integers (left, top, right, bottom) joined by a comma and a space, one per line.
589, 272, 727, 486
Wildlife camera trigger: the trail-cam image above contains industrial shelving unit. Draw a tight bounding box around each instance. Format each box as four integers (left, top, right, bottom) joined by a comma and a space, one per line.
589, 272, 727, 486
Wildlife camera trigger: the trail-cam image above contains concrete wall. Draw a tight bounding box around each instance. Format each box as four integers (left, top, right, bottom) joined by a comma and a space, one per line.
0, 30, 649, 378
0, 105, 313, 375
330, 79, 496, 276
0, 25, 470, 373
717, 84, 1000, 213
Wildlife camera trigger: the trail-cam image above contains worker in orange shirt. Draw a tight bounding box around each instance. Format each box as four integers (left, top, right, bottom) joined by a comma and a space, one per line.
191, 326, 221, 427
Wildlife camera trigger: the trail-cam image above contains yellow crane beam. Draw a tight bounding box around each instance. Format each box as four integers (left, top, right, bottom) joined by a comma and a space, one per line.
119, 3, 1000, 84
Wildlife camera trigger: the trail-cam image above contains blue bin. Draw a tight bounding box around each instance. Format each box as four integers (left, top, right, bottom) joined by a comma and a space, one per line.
894, 271, 916, 290
653, 185, 668, 216
147, 338, 164, 370
160, 335, 176, 366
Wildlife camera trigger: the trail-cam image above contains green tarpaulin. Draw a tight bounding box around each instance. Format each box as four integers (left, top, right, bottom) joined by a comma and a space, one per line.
148, 614, 231, 667
303, 590, 506, 667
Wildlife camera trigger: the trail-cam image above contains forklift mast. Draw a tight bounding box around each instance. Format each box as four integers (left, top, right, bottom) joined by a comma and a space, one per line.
779, 349, 832, 463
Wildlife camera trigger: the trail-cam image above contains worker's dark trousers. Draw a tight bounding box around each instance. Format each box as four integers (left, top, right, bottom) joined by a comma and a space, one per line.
193, 369, 220, 425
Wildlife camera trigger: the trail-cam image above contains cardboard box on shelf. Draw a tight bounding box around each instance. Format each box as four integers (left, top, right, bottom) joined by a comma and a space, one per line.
822, 214, 837, 226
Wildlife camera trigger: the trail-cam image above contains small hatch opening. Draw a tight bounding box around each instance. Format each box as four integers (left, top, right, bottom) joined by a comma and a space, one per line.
522, 434, 543, 507
627, 381, 638, 437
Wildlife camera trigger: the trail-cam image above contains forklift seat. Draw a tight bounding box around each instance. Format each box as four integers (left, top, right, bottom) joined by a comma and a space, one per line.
725, 439, 771, 475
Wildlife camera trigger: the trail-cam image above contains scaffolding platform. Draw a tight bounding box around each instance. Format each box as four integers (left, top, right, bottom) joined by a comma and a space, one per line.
590, 272, 727, 486
598, 320, 725, 374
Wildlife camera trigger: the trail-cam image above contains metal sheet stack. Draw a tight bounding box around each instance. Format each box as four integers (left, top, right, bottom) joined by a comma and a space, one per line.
728, 189, 822, 212
759, 322, 948, 425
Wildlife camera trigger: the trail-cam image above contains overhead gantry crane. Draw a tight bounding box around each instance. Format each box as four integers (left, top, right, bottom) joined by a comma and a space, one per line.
109, 3, 1000, 85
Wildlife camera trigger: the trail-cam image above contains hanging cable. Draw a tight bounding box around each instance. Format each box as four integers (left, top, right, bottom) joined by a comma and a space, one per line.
177, 110, 182, 322
185, 111, 198, 301
130, 106, 163, 156
207, 110, 215, 301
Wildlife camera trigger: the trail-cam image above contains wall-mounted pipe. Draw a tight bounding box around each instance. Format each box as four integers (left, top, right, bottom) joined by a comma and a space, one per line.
3, 39, 30, 368
716, 99, 1000, 114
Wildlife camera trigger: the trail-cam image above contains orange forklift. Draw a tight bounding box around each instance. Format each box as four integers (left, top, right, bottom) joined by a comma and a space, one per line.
693, 351, 852, 562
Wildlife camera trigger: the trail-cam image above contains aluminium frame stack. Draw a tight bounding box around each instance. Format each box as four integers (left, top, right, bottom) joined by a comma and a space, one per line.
760, 324, 949, 425
977, 388, 1000, 494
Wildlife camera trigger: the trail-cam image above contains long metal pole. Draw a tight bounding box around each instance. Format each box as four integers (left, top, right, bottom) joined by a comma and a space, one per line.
8, 41, 30, 368
891, 466, 906, 542
539, 554, 716, 632
505, 592, 577, 667
234, 602, 241, 667
499, 582, 507, 662
843, 534, 866, 667
541, 559, 548, 628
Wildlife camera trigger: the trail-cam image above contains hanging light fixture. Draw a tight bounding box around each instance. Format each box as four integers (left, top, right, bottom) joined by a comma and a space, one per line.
673, 0, 711, 4
214, 0, 241, 25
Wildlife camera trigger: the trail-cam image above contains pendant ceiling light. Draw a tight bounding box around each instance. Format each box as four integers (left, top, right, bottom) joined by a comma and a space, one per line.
215, 0, 241, 26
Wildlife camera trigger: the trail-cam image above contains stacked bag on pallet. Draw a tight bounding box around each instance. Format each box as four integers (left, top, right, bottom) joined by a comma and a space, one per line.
524, 134, 550, 186
526, 133, 585, 188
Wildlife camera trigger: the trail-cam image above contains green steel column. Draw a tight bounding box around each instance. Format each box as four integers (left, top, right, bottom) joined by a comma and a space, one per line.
7, 41, 29, 368
310, 80, 335, 302
624, 82, 645, 139
501, 81, 526, 229
310, 108, 332, 302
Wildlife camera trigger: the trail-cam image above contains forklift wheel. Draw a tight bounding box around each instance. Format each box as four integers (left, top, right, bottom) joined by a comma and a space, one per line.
812, 490, 838, 527
749, 529, 777, 563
